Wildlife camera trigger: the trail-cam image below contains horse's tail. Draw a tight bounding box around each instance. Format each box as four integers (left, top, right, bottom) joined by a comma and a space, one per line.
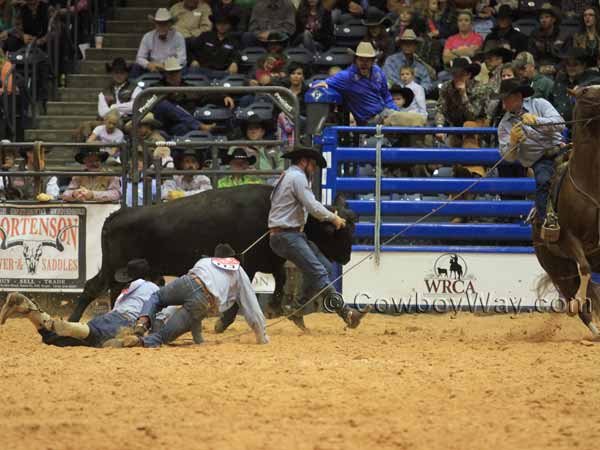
536, 273, 556, 303
589, 282, 600, 322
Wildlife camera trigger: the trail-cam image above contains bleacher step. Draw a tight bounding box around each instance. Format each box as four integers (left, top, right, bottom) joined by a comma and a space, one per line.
58, 88, 99, 102
106, 20, 152, 34
68, 74, 113, 89
47, 102, 98, 116
24, 129, 78, 142
101, 33, 143, 49
126, 0, 165, 8
37, 115, 97, 130
86, 47, 138, 61
114, 7, 156, 21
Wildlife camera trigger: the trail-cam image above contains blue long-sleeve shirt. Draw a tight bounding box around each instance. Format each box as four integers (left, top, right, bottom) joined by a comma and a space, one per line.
498, 97, 564, 168
325, 64, 398, 124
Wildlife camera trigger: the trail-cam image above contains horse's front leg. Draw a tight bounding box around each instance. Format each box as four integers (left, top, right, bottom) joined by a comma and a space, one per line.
561, 231, 592, 316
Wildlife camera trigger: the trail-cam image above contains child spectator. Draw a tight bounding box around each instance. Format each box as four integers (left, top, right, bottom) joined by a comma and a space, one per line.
399, 65, 427, 119
86, 109, 125, 164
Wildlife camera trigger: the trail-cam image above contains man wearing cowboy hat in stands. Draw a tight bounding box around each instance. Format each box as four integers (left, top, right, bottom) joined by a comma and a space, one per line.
529, 3, 568, 76
7, 144, 59, 201
218, 147, 264, 188
188, 12, 240, 78
312, 42, 399, 125
478, 40, 513, 92
169, 0, 212, 40
383, 29, 434, 94
0, 259, 159, 348
268, 145, 368, 330
497, 78, 565, 232
483, 5, 528, 56
131, 8, 187, 78
119, 244, 269, 348
435, 57, 491, 145
98, 58, 142, 119
161, 148, 212, 201
62, 148, 122, 203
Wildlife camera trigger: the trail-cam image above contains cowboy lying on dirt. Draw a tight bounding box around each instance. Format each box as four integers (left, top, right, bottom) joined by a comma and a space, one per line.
107, 243, 269, 348
0, 259, 159, 348
497, 78, 565, 234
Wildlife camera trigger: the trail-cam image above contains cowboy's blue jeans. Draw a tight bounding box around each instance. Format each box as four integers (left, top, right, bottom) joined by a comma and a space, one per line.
532, 158, 554, 219
269, 231, 333, 302
140, 275, 208, 347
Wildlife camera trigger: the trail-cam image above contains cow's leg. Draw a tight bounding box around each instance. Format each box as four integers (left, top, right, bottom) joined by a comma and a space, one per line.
68, 273, 108, 322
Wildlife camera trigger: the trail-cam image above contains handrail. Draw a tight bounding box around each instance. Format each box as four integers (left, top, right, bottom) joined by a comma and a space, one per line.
130, 85, 301, 207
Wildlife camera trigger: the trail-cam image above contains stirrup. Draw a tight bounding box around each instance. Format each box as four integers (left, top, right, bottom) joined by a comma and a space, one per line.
541, 213, 560, 242
525, 207, 536, 225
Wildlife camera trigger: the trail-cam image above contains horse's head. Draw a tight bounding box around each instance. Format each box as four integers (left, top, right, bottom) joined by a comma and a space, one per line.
572, 84, 600, 127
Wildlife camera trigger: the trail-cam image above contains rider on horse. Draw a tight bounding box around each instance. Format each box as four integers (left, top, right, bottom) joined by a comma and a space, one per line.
497, 79, 566, 237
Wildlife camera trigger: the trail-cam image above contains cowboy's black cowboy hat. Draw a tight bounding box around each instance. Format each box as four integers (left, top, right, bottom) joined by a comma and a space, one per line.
222, 146, 257, 165
498, 78, 534, 99
75, 147, 109, 164
115, 258, 151, 283
389, 84, 415, 107
283, 145, 327, 168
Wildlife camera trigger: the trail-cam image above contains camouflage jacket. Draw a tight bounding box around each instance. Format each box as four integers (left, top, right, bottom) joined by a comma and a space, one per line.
435, 79, 491, 127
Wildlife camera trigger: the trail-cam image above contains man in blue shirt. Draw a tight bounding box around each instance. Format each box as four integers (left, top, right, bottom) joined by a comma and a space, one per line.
312, 42, 399, 125
0, 259, 159, 348
497, 78, 565, 233
269, 145, 368, 331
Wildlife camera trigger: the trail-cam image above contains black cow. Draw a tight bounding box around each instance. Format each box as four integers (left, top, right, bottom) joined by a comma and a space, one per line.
68, 184, 356, 324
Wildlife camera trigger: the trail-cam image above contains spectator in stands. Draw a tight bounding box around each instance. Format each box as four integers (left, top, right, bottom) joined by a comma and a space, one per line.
0, 0, 13, 48
188, 12, 240, 77
277, 62, 306, 146
500, 63, 516, 80
390, 6, 418, 43
294, 0, 333, 52
362, 8, 394, 66
435, 0, 458, 39
0, 47, 13, 95
126, 147, 157, 206
569, 7, 600, 61
62, 148, 121, 203
240, 116, 284, 170
553, 48, 600, 123
131, 8, 186, 78
153, 99, 209, 137
435, 57, 490, 145
443, 10, 483, 66
399, 66, 427, 119
162, 148, 212, 201
2, 145, 58, 200
244, 0, 296, 47
98, 58, 141, 119
87, 109, 125, 165
170, 0, 212, 41
210, 0, 248, 33
125, 112, 166, 157
529, 3, 566, 76
513, 51, 554, 99
483, 5, 528, 56
159, 57, 200, 113
384, 29, 433, 94
312, 42, 399, 125
334, 0, 367, 21
480, 41, 513, 92
497, 78, 564, 229
422, 0, 442, 39
218, 147, 264, 187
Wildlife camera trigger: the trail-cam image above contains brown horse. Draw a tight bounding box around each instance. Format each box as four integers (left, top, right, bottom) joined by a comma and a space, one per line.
534, 85, 600, 340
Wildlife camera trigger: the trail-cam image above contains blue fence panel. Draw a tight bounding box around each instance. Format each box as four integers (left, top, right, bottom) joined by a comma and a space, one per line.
346, 200, 533, 217
336, 177, 535, 195
336, 148, 513, 165
355, 223, 532, 241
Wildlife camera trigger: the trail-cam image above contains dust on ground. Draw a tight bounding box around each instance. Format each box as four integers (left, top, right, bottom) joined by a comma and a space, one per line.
0, 312, 599, 450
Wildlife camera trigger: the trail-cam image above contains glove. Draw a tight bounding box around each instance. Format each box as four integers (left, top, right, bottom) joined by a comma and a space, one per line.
509, 124, 524, 147
36, 193, 54, 202
521, 113, 538, 126
167, 190, 185, 201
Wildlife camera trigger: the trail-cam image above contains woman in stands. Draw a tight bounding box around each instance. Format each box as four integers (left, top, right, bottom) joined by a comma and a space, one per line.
294, 0, 333, 52
570, 7, 600, 61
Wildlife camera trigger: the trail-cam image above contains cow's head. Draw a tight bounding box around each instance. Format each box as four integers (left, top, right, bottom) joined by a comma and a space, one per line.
0, 225, 76, 274
305, 195, 357, 265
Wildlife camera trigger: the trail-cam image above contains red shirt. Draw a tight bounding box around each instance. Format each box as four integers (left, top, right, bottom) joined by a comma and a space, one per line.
444, 31, 483, 51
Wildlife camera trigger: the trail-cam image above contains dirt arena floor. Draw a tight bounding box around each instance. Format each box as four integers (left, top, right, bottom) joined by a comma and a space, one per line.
1, 311, 599, 450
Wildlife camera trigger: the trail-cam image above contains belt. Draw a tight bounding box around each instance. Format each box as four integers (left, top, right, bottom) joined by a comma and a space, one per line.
269, 226, 304, 235
189, 274, 219, 314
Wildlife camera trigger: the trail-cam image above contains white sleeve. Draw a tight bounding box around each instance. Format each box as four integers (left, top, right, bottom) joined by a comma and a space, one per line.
136, 34, 152, 68
46, 177, 60, 198
161, 179, 178, 199
98, 92, 110, 118
237, 269, 268, 341
415, 85, 427, 118
116, 86, 141, 116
